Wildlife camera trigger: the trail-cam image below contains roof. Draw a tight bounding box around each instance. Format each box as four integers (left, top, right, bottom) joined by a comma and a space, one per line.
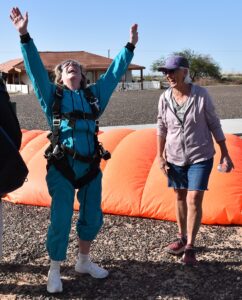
0, 58, 23, 73
0, 51, 145, 73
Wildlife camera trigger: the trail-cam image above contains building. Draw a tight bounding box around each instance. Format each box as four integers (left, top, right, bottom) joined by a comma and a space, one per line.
0, 51, 145, 92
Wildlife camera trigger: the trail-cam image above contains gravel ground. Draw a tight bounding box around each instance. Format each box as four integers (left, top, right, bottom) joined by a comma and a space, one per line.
0, 85, 242, 300
10, 85, 242, 130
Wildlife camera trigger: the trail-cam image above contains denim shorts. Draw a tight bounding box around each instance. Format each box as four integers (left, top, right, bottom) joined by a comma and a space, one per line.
167, 158, 214, 191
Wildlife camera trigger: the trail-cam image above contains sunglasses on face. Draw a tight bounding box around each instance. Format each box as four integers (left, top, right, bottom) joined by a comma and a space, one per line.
61, 60, 80, 70
162, 68, 179, 75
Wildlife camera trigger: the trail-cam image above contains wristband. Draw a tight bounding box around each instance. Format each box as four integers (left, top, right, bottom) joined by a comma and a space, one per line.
125, 42, 135, 52
20, 32, 31, 43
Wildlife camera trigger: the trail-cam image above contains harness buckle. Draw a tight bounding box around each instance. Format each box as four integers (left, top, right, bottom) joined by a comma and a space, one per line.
44, 150, 52, 160
53, 118, 61, 126
52, 145, 64, 160
99, 143, 111, 161
55, 87, 63, 99
89, 98, 100, 115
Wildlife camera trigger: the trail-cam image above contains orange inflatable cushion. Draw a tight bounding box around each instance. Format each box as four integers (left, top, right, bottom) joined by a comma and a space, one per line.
4, 129, 242, 225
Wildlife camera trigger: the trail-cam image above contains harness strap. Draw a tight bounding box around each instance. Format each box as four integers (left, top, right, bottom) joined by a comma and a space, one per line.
49, 154, 101, 189
61, 111, 96, 121
61, 144, 98, 163
51, 85, 63, 146
83, 88, 100, 118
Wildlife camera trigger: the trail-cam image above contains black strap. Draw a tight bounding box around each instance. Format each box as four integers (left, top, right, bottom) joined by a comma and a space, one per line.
52, 85, 63, 117
51, 85, 63, 147
49, 155, 101, 189
61, 111, 96, 122
74, 166, 100, 188
83, 87, 100, 118
61, 145, 98, 163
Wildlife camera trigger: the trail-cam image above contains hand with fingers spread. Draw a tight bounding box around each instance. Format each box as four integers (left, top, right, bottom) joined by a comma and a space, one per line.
10, 7, 28, 35
130, 24, 138, 46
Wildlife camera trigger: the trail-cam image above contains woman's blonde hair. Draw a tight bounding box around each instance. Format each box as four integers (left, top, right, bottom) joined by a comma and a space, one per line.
54, 59, 87, 89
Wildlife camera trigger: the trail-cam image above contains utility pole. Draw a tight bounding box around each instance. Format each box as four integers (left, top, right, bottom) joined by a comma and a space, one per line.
108, 49, 110, 58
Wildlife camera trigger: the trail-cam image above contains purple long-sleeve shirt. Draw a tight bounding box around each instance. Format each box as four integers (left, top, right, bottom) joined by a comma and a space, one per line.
157, 84, 225, 166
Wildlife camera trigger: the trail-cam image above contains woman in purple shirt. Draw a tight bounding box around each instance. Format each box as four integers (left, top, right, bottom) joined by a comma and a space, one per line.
157, 55, 234, 265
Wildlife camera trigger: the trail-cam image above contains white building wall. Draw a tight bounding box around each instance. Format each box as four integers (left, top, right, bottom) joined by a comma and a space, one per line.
12, 69, 136, 93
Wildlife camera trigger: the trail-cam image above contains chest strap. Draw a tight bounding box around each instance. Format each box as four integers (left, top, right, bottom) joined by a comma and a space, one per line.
62, 111, 96, 121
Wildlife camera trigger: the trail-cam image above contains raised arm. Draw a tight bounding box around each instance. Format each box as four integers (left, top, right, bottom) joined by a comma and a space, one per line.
91, 24, 139, 113
10, 7, 54, 119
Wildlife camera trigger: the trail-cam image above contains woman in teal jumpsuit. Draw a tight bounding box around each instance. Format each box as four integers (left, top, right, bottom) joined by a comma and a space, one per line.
10, 6, 138, 293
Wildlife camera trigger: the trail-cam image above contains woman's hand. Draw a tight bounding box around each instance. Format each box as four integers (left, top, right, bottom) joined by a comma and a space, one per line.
130, 24, 138, 46
219, 154, 234, 173
10, 7, 28, 35
158, 157, 169, 177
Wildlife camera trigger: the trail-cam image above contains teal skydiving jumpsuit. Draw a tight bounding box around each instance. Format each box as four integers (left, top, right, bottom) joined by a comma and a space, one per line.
20, 34, 134, 260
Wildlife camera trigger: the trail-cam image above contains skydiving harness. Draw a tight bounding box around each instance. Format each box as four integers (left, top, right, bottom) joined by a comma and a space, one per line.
44, 85, 111, 189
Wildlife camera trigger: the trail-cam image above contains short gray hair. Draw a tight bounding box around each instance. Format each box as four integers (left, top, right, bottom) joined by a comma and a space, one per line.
180, 67, 192, 84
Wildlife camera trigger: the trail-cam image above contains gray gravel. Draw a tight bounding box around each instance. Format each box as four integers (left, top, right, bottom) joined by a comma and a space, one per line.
0, 85, 242, 300
10, 85, 242, 130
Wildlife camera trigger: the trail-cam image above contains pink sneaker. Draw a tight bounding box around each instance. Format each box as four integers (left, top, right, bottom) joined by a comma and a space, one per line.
181, 246, 197, 265
165, 236, 187, 255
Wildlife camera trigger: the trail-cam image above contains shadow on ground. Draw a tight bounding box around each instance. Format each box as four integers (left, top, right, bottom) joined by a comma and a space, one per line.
0, 252, 241, 299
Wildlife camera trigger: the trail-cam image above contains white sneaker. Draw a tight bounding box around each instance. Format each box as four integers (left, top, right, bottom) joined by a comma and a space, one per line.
47, 269, 63, 293
75, 259, 109, 279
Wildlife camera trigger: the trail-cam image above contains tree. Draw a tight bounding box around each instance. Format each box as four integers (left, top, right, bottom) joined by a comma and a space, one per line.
151, 49, 222, 81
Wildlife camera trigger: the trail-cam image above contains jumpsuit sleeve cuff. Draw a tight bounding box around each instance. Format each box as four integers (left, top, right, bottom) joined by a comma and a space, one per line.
20, 32, 31, 43
125, 42, 135, 52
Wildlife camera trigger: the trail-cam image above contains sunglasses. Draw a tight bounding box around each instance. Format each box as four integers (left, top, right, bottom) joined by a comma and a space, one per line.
162, 68, 179, 75
61, 60, 81, 70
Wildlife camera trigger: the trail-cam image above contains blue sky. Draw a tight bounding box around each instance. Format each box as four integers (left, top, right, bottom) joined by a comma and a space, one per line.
1, 0, 242, 75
